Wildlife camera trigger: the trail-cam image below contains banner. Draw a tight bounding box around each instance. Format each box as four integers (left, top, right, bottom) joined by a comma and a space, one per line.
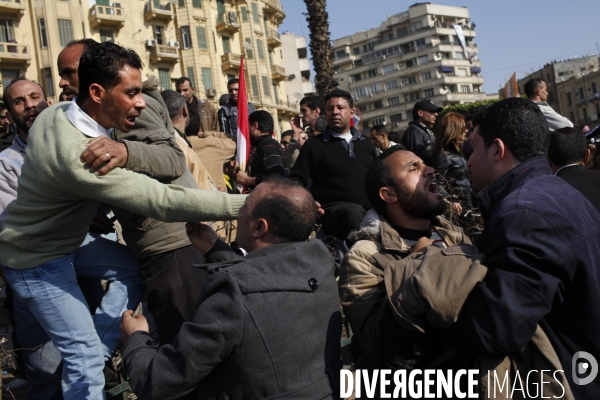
453, 25, 475, 62
236, 57, 250, 172
503, 72, 519, 98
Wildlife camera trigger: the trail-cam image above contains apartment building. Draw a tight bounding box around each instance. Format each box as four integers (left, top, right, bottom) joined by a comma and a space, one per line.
555, 66, 600, 129
0, 0, 298, 133
280, 32, 315, 104
331, 3, 487, 133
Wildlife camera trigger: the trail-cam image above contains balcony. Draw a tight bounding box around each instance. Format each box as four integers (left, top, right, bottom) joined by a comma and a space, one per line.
276, 99, 297, 116
266, 30, 281, 48
89, 4, 125, 30
263, 0, 285, 22
144, 0, 173, 22
271, 64, 286, 82
0, 0, 25, 19
150, 44, 180, 64
0, 42, 30, 66
216, 13, 239, 34
221, 53, 241, 71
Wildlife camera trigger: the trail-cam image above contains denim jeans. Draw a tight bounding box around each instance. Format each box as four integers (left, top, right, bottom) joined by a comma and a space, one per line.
4, 234, 143, 400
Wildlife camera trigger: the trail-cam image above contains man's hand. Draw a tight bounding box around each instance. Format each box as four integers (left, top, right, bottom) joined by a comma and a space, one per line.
120, 310, 149, 343
81, 136, 129, 176
186, 222, 218, 254
411, 237, 435, 254
88, 210, 115, 235
451, 202, 463, 216
290, 115, 303, 137
235, 170, 255, 186
315, 201, 325, 218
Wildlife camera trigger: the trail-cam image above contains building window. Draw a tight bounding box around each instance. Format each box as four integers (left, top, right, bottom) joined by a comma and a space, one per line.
335, 49, 347, 59
461, 85, 470, 93
178, 0, 185, 8
396, 26, 409, 38
250, 75, 259, 97
154, 25, 164, 45
158, 68, 171, 90
417, 55, 428, 65
583, 108, 588, 121
262, 76, 270, 96
385, 80, 397, 90
187, 67, 196, 88
354, 87, 367, 98
367, 69, 377, 78
216, 0, 225, 22
424, 88, 434, 97
570, 111, 575, 122
404, 92, 420, 102
567, 92, 572, 106
201, 67, 214, 89
240, 6, 248, 22
57, 19, 74, 47
592, 82, 597, 94
245, 38, 253, 58
222, 36, 231, 54
99, 29, 114, 43
181, 26, 191, 48
579, 87, 584, 99
382, 65, 395, 75
370, 83, 382, 93
353, 47, 360, 55
406, 110, 412, 120
351, 73, 361, 82
257, 39, 265, 60
192, 0, 201, 8
371, 116, 386, 126
251, 3, 259, 23
37, 19, 48, 48
455, 52, 465, 60
457, 68, 467, 77
374, 101, 383, 109
415, 38, 426, 50
421, 71, 432, 81
42, 67, 55, 97
196, 26, 208, 49
390, 113, 403, 125
273, 83, 279, 103
387, 97, 399, 106
595, 103, 600, 116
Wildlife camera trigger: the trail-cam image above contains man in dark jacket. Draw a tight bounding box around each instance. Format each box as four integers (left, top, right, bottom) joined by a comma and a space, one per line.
548, 126, 600, 212
289, 88, 377, 241
235, 110, 288, 188
175, 76, 219, 137
446, 98, 600, 398
218, 78, 257, 138
400, 99, 442, 166
121, 176, 342, 399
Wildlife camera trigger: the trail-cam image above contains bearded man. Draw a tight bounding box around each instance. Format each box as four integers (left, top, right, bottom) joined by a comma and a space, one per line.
339, 145, 471, 375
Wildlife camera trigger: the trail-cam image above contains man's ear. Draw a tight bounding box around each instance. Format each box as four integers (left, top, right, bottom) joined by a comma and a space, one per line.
89, 84, 105, 105
584, 148, 591, 165
315, 107, 321, 117
182, 104, 189, 118
379, 186, 397, 205
252, 218, 269, 239
492, 138, 508, 163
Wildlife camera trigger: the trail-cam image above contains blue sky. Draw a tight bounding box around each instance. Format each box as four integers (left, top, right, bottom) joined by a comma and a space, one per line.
279, 0, 600, 94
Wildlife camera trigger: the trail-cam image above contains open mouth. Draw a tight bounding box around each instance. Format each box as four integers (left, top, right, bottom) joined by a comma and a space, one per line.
428, 180, 438, 193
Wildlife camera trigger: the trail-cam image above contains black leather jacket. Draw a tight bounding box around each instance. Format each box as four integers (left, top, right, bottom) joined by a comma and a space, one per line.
432, 145, 471, 208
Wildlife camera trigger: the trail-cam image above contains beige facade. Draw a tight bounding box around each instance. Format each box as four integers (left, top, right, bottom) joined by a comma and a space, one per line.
331, 3, 487, 133
280, 32, 315, 104
0, 0, 298, 133
555, 67, 600, 129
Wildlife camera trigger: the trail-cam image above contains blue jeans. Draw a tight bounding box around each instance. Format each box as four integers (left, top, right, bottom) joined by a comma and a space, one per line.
4, 234, 143, 400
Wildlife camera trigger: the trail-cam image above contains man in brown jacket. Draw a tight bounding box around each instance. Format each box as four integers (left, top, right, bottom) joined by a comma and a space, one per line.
176, 76, 218, 137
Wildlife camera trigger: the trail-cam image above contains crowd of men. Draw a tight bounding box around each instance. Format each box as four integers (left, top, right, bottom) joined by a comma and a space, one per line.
0, 40, 599, 400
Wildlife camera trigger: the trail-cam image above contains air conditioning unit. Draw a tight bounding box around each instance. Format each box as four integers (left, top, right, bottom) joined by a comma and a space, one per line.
393, 122, 401, 127
146, 39, 157, 47
168, 41, 180, 48
111, 2, 121, 7
206, 89, 217, 97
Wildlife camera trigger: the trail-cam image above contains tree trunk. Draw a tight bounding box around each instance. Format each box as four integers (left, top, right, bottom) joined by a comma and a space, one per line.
303, 0, 336, 97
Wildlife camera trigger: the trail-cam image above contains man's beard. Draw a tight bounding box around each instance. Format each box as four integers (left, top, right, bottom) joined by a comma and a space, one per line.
394, 181, 447, 220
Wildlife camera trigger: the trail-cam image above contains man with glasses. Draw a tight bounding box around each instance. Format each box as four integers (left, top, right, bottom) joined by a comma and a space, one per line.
218, 78, 256, 139
400, 99, 442, 166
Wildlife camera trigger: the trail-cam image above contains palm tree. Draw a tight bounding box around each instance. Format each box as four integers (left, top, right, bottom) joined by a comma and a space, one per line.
303, 0, 336, 96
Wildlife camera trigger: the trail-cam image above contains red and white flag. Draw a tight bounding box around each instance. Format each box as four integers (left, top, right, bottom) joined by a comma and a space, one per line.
236, 57, 250, 172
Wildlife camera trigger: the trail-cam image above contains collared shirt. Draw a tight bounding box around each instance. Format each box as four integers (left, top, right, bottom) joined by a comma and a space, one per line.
66, 98, 112, 139
322, 127, 364, 157
553, 163, 582, 176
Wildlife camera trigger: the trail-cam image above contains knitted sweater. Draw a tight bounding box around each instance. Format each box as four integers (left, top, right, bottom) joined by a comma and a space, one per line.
0, 103, 246, 270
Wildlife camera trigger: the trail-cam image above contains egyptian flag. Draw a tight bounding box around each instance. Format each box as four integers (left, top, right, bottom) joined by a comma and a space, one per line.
236, 57, 250, 172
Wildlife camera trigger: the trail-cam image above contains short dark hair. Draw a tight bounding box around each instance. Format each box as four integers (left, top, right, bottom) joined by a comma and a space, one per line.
227, 78, 239, 86
524, 78, 545, 98
299, 95, 325, 112
2, 77, 46, 114
77, 42, 144, 104
249, 110, 274, 134
160, 89, 186, 120
365, 144, 407, 216
548, 127, 588, 167
370, 124, 388, 136
280, 130, 293, 140
250, 175, 316, 242
472, 98, 548, 162
175, 77, 192, 87
66, 38, 99, 50
324, 88, 354, 108
0, 102, 5, 112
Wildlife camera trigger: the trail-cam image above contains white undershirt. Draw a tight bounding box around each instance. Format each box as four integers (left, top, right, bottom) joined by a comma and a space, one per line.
66, 98, 113, 139
553, 163, 581, 176
331, 131, 352, 144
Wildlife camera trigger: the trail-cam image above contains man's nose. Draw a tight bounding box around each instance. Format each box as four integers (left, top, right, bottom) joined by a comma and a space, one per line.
136, 94, 146, 110
59, 76, 68, 88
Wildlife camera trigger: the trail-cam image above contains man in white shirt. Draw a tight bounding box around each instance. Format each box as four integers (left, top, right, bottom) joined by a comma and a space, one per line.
370, 124, 398, 153
525, 78, 573, 131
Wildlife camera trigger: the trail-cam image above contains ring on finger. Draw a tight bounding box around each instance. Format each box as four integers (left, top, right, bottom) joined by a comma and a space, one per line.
106, 153, 111, 161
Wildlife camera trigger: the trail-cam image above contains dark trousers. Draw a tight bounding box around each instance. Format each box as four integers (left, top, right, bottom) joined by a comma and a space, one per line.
320, 202, 367, 241
140, 245, 210, 344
